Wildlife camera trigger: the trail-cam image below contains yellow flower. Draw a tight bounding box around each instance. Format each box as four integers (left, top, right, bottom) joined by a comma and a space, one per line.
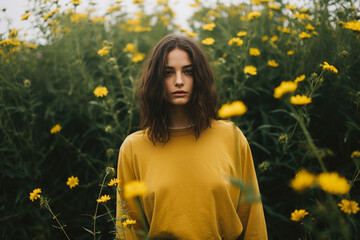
293, 12, 310, 20
244, 65, 257, 75
131, 52, 146, 62
316, 172, 350, 195
218, 101, 247, 118
108, 178, 121, 187
21, 13, 31, 21
43, 8, 60, 21
124, 180, 147, 199
322, 61, 338, 73
268, 4, 281, 10
299, 32, 311, 39
50, 124, 62, 134
97, 194, 111, 203
133, 0, 144, 3
207, 10, 220, 17
123, 219, 136, 228
66, 176, 79, 189
93, 86, 108, 97
228, 37, 243, 46
185, 30, 197, 37
249, 48, 261, 56
290, 209, 309, 222
282, 27, 291, 33
108, 6, 121, 13
201, 38, 215, 45
202, 23, 216, 31
247, 11, 261, 20
351, 151, 360, 158
134, 26, 152, 32
290, 95, 312, 105
338, 199, 360, 214
270, 35, 278, 42
305, 23, 315, 30
267, 60, 279, 67
71, 0, 81, 6
262, 35, 269, 41
294, 74, 305, 83
123, 43, 135, 53
273, 81, 297, 99
29, 188, 42, 201
97, 46, 110, 56
236, 31, 247, 37
290, 169, 316, 192
285, 4, 297, 10
312, 31, 318, 36
287, 50, 294, 55
342, 20, 360, 32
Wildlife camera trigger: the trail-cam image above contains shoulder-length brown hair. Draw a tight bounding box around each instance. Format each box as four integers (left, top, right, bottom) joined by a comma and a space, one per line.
138, 34, 218, 144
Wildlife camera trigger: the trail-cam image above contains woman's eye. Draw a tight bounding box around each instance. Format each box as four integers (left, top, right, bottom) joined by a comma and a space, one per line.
165, 71, 173, 76
184, 70, 193, 75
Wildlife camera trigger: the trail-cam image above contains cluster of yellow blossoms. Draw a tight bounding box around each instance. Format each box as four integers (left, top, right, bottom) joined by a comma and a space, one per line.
218, 101, 248, 118
93, 86, 109, 98
29, 188, 42, 201
50, 124, 62, 134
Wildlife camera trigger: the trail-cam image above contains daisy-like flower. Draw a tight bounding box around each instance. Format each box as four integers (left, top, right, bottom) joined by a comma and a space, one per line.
97, 46, 110, 56
108, 178, 121, 186
290, 169, 316, 192
249, 48, 261, 56
124, 180, 147, 199
21, 13, 31, 21
201, 37, 215, 45
71, 0, 81, 6
202, 23, 216, 31
273, 81, 297, 99
316, 172, 350, 195
305, 23, 315, 30
287, 50, 294, 55
123, 219, 136, 228
351, 151, 360, 159
131, 52, 146, 63
290, 209, 309, 222
123, 43, 135, 53
290, 95, 312, 105
97, 194, 111, 203
338, 199, 360, 214
262, 35, 269, 41
66, 176, 79, 189
43, 8, 60, 21
299, 32, 311, 39
244, 65, 257, 75
294, 74, 305, 83
247, 11, 261, 20
93, 86, 108, 97
50, 124, 62, 134
342, 19, 360, 32
218, 101, 247, 118
270, 35, 278, 42
108, 6, 121, 12
236, 31, 247, 37
29, 188, 42, 201
322, 61, 338, 73
267, 60, 279, 67
228, 37, 243, 46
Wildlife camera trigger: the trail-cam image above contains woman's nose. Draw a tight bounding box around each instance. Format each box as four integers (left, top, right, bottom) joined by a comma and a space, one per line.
175, 72, 184, 86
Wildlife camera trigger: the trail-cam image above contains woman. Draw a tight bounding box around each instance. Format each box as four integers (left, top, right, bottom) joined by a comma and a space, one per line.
116, 34, 267, 240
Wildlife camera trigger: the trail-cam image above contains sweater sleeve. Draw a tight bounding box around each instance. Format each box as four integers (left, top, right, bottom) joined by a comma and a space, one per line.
116, 138, 142, 240
236, 129, 268, 240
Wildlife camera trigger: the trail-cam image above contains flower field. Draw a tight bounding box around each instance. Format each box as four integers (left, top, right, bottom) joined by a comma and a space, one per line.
1, 0, 360, 239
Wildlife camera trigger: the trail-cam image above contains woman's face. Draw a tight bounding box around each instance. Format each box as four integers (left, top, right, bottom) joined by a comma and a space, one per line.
164, 48, 194, 107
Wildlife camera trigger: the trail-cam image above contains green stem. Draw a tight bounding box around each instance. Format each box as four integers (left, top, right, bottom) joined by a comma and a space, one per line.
93, 172, 109, 240
134, 197, 149, 236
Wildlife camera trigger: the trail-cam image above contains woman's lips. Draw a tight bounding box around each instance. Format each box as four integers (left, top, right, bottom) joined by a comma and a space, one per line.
172, 91, 187, 97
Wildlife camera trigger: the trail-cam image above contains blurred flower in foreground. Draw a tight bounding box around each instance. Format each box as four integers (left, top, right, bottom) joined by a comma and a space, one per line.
249, 48, 260, 56
97, 195, 111, 203
131, 53, 146, 62
123, 219, 136, 228
338, 199, 360, 214
21, 13, 31, 21
316, 172, 350, 195
124, 180, 147, 199
342, 20, 360, 32
237, 31, 247, 37
93, 86, 108, 97
50, 124, 62, 134
299, 32, 311, 39
218, 101, 247, 118
228, 37, 243, 46
97, 46, 110, 56
290, 95, 312, 105
108, 178, 121, 187
66, 176, 79, 189
202, 23, 216, 31
351, 151, 360, 159
201, 37, 215, 45
273, 81, 297, 99
270, 35, 278, 42
287, 50, 294, 55
294, 74, 305, 83
290, 169, 316, 192
244, 65, 257, 75
322, 61, 338, 73
29, 188, 42, 201
43, 8, 60, 21
123, 43, 135, 53
262, 35, 269, 41
291, 209, 309, 222
247, 11, 261, 20
267, 60, 279, 67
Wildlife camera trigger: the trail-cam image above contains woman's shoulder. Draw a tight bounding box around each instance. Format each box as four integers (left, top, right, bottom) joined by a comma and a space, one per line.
210, 119, 247, 140
120, 129, 148, 150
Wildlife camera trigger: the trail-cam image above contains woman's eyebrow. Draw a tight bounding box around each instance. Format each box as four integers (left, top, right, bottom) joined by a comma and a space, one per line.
165, 64, 193, 69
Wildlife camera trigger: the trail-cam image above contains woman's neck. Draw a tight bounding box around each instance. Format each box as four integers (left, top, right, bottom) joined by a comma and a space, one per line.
167, 106, 192, 128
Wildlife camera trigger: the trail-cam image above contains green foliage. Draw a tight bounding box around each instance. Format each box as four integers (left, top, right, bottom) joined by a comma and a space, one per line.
1, 0, 360, 239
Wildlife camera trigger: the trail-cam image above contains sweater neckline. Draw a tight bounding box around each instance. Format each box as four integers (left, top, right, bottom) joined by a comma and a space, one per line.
169, 125, 194, 137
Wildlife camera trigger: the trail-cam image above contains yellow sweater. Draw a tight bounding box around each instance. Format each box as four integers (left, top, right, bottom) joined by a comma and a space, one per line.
116, 120, 267, 240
